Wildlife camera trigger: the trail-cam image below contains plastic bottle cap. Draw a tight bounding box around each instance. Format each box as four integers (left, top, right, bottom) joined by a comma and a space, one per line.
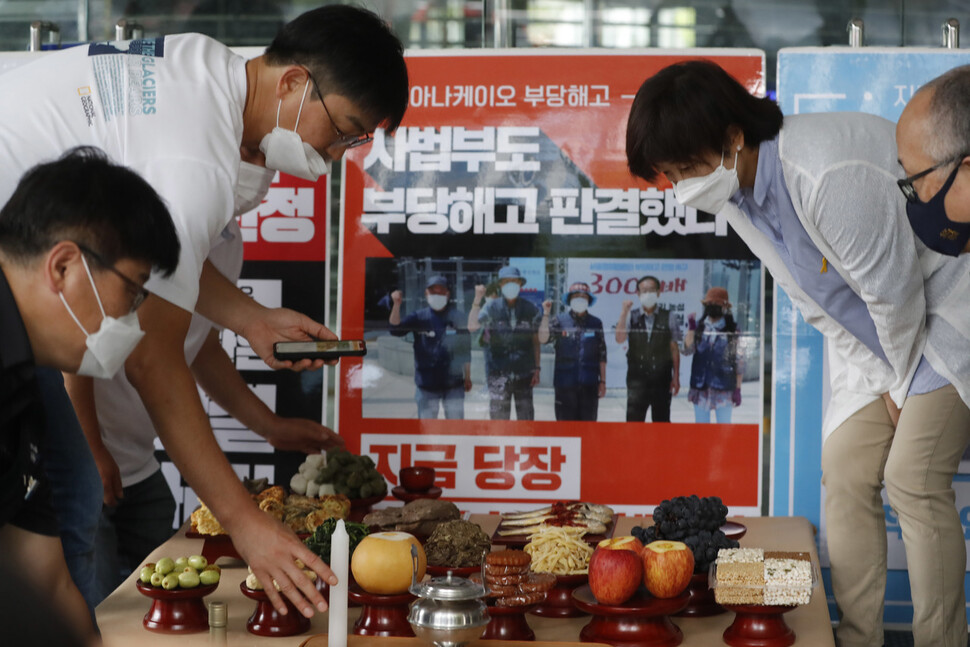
208, 600, 227, 628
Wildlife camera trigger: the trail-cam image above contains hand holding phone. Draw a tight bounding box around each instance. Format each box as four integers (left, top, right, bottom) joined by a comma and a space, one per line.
272, 340, 367, 361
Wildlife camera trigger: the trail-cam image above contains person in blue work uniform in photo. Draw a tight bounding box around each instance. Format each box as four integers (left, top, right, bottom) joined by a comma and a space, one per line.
538, 282, 607, 421
389, 276, 471, 419
468, 281, 500, 378
682, 287, 744, 424
468, 266, 542, 420
614, 276, 682, 423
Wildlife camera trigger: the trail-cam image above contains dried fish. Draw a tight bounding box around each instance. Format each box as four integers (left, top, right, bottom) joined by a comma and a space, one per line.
497, 519, 608, 537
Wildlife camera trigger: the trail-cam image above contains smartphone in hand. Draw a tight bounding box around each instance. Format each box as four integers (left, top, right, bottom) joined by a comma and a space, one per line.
272, 340, 367, 361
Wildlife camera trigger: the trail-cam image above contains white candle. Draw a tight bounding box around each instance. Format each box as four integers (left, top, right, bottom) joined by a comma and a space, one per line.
328, 519, 349, 647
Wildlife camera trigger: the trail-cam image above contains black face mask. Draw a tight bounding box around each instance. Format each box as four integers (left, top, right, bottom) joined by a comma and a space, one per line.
704, 305, 723, 319
906, 162, 970, 257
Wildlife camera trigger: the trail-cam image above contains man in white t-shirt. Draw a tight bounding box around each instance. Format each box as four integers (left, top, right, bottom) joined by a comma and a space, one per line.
1, 5, 409, 618
85, 166, 343, 602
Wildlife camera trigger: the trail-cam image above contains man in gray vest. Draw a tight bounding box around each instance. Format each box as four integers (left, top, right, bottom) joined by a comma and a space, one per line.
615, 276, 682, 422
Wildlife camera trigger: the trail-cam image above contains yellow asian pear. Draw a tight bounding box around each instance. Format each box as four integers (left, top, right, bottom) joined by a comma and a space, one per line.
351, 531, 427, 595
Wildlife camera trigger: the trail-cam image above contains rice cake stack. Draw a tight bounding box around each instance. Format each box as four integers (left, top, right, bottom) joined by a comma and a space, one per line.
713, 548, 813, 606
764, 552, 812, 605
713, 548, 765, 605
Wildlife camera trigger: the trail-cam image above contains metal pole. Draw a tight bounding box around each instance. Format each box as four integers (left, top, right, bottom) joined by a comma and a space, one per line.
29, 22, 42, 51
583, 0, 594, 47
116, 19, 145, 41
29, 21, 60, 51
77, 0, 89, 42
492, 0, 510, 48
943, 18, 959, 48
847, 18, 863, 47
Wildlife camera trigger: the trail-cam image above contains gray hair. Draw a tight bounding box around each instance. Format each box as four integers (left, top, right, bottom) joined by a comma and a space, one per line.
916, 65, 970, 163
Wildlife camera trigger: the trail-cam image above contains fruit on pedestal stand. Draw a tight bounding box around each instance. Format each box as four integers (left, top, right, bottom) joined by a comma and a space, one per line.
351, 531, 426, 595
641, 540, 694, 599
588, 544, 643, 605
597, 535, 644, 553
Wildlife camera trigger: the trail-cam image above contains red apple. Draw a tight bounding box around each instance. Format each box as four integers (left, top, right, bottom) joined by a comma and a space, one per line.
597, 535, 644, 553
588, 545, 643, 605
641, 540, 694, 599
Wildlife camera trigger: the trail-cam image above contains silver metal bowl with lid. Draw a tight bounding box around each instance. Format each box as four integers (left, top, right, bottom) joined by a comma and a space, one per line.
407, 546, 489, 647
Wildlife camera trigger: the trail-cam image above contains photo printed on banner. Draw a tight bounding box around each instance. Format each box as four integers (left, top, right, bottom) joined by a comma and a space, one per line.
337, 50, 766, 512
362, 256, 760, 424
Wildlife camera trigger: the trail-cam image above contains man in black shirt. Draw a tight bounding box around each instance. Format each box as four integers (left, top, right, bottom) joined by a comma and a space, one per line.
615, 276, 682, 422
0, 147, 179, 641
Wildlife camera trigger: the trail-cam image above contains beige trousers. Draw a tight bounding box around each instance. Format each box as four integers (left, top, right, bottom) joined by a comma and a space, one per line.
821, 385, 970, 647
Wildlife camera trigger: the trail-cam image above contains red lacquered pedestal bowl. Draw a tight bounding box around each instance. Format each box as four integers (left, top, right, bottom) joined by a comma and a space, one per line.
239, 581, 311, 637
391, 486, 443, 502
426, 565, 481, 578
674, 572, 725, 617
481, 603, 539, 641
531, 573, 588, 618
348, 583, 416, 637
572, 585, 689, 647
136, 580, 218, 633
720, 604, 798, 647
348, 494, 388, 522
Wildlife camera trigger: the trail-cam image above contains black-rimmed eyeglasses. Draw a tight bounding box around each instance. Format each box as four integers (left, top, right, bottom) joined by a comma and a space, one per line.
897, 152, 968, 203
77, 244, 149, 311
305, 71, 374, 150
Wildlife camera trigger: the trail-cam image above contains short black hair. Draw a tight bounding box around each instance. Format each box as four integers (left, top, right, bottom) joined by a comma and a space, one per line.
637, 275, 661, 293
0, 146, 180, 276
626, 60, 783, 183
265, 5, 409, 132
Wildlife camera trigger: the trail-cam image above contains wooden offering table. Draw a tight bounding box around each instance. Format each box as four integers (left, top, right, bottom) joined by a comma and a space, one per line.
96, 514, 833, 647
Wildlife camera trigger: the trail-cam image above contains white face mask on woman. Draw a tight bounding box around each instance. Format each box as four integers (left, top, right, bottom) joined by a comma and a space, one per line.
259, 80, 332, 181
59, 256, 145, 379
672, 148, 740, 214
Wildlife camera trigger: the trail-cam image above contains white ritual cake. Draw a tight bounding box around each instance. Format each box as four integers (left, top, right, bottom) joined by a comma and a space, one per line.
713, 548, 812, 606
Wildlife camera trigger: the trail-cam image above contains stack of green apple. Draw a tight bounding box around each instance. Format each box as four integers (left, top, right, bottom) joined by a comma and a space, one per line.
139, 555, 221, 590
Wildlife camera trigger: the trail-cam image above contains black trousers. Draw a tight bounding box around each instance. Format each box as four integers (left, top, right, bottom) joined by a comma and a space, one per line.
626, 379, 671, 422
554, 384, 599, 421
487, 373, 535, 420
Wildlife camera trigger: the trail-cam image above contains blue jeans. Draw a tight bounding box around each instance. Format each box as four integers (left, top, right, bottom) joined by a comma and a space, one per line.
36, 368, 102, 625
95, 469, 177, 602
693, 402, 733, 424
416, 385, 465, 419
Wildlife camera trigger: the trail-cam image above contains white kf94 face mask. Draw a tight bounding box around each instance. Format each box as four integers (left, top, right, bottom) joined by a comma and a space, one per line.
259, 80, 332, 181
672, 148, 741, 215
426, 294, 448, 311
639, 291, 659, 309
59, 255, 145, 379
501, 282, 521, 300
570, 297, 589, 314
